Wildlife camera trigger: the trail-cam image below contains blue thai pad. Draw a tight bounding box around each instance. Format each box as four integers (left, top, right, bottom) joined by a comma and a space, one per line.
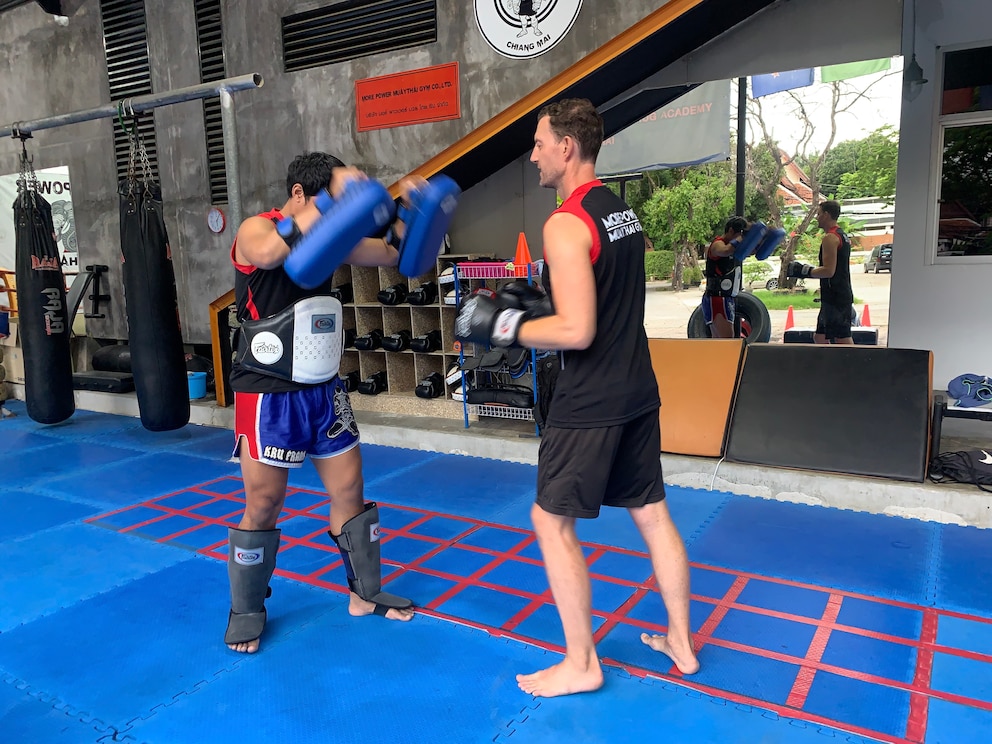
285, 180, 397, 290
755, 226, 786, 260
733, 221, 767, 262
396, 175, 461, 278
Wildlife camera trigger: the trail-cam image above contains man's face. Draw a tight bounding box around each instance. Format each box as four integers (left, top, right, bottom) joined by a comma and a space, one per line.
530, 116, 564, 190
816, 208, 831, 229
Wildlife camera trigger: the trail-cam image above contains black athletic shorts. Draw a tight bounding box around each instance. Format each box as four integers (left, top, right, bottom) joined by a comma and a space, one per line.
816, 300, 853, 340
536, 409, 666, 519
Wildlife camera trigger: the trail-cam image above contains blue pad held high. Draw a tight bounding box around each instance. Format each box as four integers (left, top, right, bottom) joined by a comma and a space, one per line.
285, 180, 397, 290
733, 221, 767, 262
396, 175, 461, 278
755, 226, 786, 260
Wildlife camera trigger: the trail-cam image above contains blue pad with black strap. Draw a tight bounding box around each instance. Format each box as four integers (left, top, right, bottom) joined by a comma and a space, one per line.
395, 175, 461, 279
755, 226, 787, 260
285, 180, 397, 290
733, 221, 767, 261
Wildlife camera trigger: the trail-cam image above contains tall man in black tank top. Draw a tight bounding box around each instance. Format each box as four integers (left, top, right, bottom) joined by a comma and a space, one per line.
513, 98, 699, 696
225, 153, 424, 654
787, 200, 854, 344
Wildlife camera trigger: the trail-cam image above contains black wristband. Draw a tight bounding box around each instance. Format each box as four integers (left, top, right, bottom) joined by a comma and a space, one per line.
276, 216, 304, 248
384, 225, 402, 251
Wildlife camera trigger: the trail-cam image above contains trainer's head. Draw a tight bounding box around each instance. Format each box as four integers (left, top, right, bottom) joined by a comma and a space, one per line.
817, 200, 841, 229
531, 98, 604, 190
725, 216, 748, 238
286, 152, 346, 199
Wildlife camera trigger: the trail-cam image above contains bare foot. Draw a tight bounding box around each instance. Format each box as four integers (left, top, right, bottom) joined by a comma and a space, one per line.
348, 592, 414, 621
227, 638, 260, 654
640, 633, 700, 674
516, 658, 604, 698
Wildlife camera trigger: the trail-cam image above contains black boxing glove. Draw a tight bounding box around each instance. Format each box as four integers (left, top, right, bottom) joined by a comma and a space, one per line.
377, 283, 408, 306
407, 281, 438, 306
414, 372, 444, 399
353, 329, 383, 351
341, 370, 360, 392
454, 289, 525, 348
410, 329, 441, 353
497, 280, 553, 319
357, 370, 388, 395
329, 282, 353, 304
786, 261, 814, 279
381, 329, 412, 352
343, 328, 357, 349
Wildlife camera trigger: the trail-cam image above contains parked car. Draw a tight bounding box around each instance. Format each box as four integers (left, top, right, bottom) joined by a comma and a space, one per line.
864, 243, 893, 273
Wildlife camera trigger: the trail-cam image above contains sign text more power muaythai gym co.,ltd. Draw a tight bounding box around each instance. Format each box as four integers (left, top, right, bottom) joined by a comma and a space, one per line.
355, 63, 461, 133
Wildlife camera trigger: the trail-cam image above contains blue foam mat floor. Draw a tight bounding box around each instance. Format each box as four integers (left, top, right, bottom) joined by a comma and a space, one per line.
2, 398, 992, 743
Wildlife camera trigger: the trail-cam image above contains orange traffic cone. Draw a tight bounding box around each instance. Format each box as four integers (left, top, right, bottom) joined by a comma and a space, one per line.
513, 232, 532, 277
861, 304, 872, 327
785, 305, 795, 331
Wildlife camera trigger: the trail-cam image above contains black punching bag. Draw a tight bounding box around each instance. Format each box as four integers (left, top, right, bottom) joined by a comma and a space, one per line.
14, 189, 74, 424
119, 181, 189, 431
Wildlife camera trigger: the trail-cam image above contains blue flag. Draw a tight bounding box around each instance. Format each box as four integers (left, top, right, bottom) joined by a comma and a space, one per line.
751, 68, 815, 98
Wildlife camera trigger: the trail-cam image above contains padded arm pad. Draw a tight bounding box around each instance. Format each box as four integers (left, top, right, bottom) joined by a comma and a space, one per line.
733, 221, 768, 262
755, 226, 787, 260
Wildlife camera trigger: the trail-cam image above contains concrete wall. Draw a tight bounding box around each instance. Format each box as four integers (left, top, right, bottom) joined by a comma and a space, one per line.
0, 0, 661, 344
888, 0, 992, 387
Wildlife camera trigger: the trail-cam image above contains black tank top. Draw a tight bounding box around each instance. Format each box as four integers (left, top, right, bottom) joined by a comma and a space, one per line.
541, 181, 660, 428
230, 208, 334, 393
819, 226, 853, 306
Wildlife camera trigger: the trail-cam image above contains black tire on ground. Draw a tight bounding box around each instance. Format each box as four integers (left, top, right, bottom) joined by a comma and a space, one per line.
687, 292, 772, 343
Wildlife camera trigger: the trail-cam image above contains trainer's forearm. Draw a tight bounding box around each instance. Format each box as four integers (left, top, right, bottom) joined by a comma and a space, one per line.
516, 314, 595, 351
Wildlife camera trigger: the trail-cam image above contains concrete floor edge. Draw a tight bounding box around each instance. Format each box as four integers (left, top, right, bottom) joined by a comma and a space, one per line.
5, 383, 990, 529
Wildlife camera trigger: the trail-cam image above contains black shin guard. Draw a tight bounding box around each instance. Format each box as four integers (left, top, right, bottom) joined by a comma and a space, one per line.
225, 527, 281, 645
330, 502, 412, 610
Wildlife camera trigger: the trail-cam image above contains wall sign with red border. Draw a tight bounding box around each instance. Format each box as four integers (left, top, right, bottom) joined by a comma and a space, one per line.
355, 62, 461, 132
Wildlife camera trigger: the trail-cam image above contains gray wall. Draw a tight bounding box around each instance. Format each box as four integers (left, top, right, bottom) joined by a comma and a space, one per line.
0, 0, 662, 344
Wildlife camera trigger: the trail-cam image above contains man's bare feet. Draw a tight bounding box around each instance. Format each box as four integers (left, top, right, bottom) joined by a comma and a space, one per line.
640, 632, 700, 674
227, 638, 261, 654
516, 658, 604, 698
348, 592, 414, 621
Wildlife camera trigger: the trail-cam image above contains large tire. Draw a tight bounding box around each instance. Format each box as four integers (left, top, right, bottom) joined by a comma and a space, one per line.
687, 293, 771, 344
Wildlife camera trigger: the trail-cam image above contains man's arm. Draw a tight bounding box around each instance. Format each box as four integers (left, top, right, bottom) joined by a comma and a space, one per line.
811, 233, 840, 279
516, 212, 597, 351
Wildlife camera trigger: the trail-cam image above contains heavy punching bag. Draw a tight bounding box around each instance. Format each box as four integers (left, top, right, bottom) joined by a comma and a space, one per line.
118, 177, 189, 431
14, 159, 74, 424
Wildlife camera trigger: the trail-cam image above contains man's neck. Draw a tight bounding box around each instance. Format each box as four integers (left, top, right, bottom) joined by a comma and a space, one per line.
558, 163, 598, 201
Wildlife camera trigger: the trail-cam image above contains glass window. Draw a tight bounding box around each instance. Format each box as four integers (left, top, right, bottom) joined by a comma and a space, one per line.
941, 47, 992, 115
937, 123, 992, 257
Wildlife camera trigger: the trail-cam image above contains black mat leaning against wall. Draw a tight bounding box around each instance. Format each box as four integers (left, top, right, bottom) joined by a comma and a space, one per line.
725, 344, 933, 482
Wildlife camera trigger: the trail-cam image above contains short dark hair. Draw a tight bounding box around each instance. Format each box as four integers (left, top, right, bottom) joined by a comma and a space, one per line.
725, 216, 748, 234
286, 152, 345, 197
537, 98, 604, 163
819, 200, 841, 220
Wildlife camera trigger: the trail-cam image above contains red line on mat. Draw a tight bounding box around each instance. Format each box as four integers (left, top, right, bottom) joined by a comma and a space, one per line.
786, 593, 844, 708
905, 609, 939, 743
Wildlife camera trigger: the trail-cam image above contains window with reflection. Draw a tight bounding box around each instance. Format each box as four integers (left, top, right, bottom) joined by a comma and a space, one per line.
936, 46, 992, 259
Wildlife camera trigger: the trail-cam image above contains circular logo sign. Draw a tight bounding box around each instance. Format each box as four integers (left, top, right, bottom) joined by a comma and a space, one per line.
251, 331, 284, 365
475, 0, 583, 60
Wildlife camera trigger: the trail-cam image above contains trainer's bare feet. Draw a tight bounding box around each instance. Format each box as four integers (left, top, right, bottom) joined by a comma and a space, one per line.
516, 658, 604, 698
640, 633, 700, 674
227, 638, 260, 654
348, 592, 414, 621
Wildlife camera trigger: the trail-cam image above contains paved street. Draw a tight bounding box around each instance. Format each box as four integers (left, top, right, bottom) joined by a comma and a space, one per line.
644, 259, 891, 344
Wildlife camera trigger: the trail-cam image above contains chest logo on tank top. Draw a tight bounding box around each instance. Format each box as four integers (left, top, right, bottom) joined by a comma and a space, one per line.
475, 0, 582, 59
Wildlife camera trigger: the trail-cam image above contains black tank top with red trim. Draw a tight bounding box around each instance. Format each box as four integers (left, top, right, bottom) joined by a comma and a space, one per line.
230, 208, 334, 393
540, 180, 660, 428
704, 237, 737, 297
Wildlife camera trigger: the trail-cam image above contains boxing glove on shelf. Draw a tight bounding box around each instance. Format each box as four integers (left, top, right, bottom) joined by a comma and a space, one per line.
329, 282, 354, 304
341, 370, 360, 392
410, 329, 441, 353
407, 281, 438, 306
353, 329, 384, 351
415, 372, 444, 399
357, 370, 387, 395
381, 329, 412, 352
377, 283, 408, 306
